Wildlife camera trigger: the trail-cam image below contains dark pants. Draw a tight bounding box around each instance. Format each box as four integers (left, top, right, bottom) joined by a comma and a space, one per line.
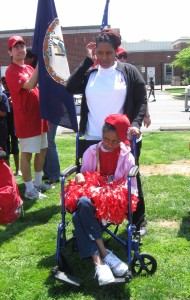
7, 135, 19, 155
132, 173, 145, 227
0, 119, 9, 160
149, 88, 155, 98
132, 140, 146, 227
43, 123, 60, 181
72, 196, 102, 259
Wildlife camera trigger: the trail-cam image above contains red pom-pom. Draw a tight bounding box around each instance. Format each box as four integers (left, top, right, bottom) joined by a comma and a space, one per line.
64, 171, 139, 224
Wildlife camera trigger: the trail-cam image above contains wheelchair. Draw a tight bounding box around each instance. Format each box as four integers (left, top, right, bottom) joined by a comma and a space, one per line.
52, 133, 157, 286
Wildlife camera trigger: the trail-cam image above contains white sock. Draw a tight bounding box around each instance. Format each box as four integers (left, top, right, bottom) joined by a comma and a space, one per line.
25, 181, 34, 192
34, 171, 43, 187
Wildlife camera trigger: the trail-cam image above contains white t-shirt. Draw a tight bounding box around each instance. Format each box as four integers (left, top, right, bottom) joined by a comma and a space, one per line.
85, 62, 127, 140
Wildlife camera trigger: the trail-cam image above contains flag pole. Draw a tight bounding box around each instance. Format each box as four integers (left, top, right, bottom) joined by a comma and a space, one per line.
100, 0, 110, 31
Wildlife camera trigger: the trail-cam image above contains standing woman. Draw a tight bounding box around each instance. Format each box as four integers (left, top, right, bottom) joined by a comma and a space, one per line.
66, 29, 147, 233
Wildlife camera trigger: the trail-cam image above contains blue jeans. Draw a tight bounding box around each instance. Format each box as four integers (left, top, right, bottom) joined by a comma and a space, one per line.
72, 196, 102, 259
43, 122, 60, 181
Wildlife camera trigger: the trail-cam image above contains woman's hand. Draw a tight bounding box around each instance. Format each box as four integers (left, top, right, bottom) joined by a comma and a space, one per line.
129, 127, 141, 139
86, 42, 97, 62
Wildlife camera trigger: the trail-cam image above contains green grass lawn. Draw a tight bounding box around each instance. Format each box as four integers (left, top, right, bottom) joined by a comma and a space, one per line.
165, 88, 185, 94
0, 132, 190, 300
165, 88, 187, 100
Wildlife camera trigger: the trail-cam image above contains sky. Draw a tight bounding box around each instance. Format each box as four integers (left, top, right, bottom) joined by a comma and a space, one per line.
0, 0, 190, 43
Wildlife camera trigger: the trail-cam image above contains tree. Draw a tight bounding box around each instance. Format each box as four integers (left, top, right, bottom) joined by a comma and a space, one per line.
172, 43, 190, 84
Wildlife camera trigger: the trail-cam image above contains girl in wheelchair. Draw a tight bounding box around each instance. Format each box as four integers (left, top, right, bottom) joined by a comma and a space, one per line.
65, 114, 138, 285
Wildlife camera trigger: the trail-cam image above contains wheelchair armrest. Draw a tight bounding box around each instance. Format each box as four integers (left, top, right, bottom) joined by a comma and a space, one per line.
60, 165, 77, 177
128, 165, 139, 178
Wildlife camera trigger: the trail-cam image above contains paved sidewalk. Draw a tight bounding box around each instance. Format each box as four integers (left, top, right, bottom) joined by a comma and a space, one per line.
142, 90, 190, 132
57, 89, 190, 135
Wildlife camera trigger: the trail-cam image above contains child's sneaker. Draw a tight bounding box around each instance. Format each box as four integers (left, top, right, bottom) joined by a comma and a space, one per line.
24, 188, 47, 200
34, 182, 54, 192
103, 250, 128, 277
95, 264, 115, 285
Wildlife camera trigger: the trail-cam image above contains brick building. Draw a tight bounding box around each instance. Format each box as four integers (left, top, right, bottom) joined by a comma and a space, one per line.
0, 26, 189, 86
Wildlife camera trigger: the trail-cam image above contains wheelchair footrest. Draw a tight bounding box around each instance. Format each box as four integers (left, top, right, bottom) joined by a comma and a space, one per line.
114, 277, 128, 284
53, 269, 81, 286
114, 271, 132, 284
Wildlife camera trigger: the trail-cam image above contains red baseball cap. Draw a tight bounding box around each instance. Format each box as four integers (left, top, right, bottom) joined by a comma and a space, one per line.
104, 114, 131, 145
8, 36, 25, 49
116, 46, 127, 56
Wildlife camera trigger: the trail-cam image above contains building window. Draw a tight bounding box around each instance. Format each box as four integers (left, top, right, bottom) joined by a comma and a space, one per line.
164, 64, 173, 84
0, 66, 8, 77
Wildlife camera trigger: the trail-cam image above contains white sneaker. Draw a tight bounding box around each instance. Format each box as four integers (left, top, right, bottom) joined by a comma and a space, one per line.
24, 188, 47, 200
95, 264, 115, 285
34, 182, 54, 192
14, 170, 22, 176
103, 250, 128, 277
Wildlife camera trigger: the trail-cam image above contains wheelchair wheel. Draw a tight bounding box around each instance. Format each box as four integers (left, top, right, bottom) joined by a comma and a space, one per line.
131, 253, 157, 276
125, 270, 133, 283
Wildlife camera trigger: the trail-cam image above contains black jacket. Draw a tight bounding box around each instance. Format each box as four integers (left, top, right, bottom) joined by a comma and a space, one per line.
66, 57, 147, 134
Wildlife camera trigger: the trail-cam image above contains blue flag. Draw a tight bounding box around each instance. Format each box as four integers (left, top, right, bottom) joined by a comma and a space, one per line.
100, 0, 110, 30
32, 0, 78, 132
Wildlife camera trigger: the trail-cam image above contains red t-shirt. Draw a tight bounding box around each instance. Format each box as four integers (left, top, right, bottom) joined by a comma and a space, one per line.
5, 63, 48, 138
99, 147, 120, 176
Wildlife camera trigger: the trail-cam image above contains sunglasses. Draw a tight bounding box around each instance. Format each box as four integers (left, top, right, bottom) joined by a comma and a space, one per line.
117, 53, 127, 59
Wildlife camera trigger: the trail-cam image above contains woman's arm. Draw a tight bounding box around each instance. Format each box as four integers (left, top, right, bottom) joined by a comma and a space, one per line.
66, 57, 94, 94
143, 103, 151, 128
130, 65, 147, 129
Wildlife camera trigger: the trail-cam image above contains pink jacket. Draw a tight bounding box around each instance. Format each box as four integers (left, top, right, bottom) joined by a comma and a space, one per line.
81, 141, 138, 194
